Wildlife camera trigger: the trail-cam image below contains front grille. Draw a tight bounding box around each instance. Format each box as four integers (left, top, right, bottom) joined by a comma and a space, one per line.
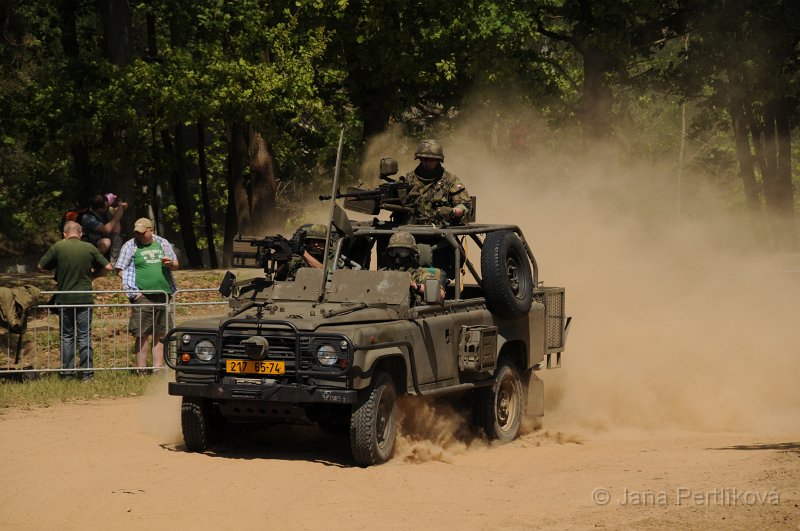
222, 333, 310, 359
222, 333, 311, 370
218, 323, 352, 378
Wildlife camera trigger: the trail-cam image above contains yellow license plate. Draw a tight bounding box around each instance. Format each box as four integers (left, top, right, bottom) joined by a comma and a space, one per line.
226, 360, 285, 375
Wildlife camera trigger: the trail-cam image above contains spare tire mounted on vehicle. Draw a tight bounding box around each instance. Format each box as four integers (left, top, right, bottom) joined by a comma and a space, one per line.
481, 230, 534, 320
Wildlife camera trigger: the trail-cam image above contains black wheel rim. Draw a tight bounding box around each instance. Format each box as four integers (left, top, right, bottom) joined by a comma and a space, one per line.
506, 257, 521, 297
376, 392, 392, 448
496, 376, 518, 432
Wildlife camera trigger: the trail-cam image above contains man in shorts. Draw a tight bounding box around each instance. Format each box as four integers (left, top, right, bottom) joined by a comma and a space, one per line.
115, 218, 179, 372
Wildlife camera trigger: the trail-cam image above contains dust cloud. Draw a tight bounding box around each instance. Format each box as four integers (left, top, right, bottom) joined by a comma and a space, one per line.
137, 372, 182, 443
362, 100, 800, 441
146, 100, 799, 461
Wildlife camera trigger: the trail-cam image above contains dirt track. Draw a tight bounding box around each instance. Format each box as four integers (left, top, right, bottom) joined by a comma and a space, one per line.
1, 377, 797, 531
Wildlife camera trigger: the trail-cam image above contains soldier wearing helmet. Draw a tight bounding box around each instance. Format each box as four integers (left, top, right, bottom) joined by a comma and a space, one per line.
382, 231, 446, 304
276, 224, 328, 281
404, 139, 471, 225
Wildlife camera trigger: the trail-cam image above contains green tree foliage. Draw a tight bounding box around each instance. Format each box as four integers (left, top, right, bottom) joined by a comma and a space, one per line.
669, 0, 800, 249
0, 0, 796, 260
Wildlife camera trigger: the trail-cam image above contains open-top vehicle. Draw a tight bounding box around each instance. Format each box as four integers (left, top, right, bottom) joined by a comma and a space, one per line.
165, 212, 569, 465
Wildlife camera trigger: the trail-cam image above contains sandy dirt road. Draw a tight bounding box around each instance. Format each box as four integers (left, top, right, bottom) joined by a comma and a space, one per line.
1, 378, 798, 531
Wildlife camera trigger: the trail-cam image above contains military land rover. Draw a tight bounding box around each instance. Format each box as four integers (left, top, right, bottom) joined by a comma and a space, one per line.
164, 160, 570, 466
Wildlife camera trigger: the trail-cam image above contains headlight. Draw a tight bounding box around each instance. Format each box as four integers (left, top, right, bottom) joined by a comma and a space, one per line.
316, 344, 338, 366
181, 334, 192, 345
195, 340, 215, 362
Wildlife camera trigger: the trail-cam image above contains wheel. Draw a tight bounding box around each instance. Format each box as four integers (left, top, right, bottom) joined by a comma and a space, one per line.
350, 372, 398, 466
181, 396, 225, 452
481, 231, 533, 320
474, 363, 523, 442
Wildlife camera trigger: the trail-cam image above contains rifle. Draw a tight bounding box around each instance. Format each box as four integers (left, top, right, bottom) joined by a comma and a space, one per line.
319, 158, 419, 224
233, 234, 302, 276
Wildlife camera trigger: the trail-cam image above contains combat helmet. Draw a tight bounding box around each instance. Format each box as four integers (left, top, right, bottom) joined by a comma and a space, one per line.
387, 231, 418, 255
305, 224, 328, 242
414, 139, 444, 162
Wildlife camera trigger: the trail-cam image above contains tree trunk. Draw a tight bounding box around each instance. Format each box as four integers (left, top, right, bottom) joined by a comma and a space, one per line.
729, 93, 768, 246
231, 123, 251, 233
58, 0, 94, 195
161, 127, 203, 267
771, 95, 797, 250
222, 123, 246, 267
248, 128, 279, 232
98, 0, 135, 232
198, 119, 218, 268
580, 47, 615, 151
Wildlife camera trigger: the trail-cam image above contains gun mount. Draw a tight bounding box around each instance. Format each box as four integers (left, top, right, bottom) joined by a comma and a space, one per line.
319, 157, 419, 224
232, 234, 301, 276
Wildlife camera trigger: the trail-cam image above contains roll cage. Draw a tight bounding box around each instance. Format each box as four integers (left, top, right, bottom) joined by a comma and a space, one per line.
331, 222, 539, 300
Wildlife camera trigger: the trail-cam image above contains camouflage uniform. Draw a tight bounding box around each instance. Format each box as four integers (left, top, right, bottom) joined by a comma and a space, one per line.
404, 168, 471, 225
280, 255, 308, 281
379, 265, 444, 306
381, 231, 445, 305
404, 139, 471, 225
278, 224, 330, 281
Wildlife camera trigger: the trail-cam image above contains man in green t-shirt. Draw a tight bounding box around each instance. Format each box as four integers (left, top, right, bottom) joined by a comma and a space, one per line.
115, 217, 179, 372
38, 221, 113, 380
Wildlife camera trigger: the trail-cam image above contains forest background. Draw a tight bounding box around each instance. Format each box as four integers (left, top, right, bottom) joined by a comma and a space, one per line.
1, 0, 798, 268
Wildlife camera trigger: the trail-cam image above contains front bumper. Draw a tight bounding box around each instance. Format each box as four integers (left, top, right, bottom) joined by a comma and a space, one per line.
169, 379, 357, 405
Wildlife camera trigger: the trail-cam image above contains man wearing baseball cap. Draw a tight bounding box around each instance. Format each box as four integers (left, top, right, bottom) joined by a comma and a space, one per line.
115, 217, 179, 373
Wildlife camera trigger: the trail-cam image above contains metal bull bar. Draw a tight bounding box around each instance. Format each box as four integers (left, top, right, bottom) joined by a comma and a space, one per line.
163, 318, 354, 380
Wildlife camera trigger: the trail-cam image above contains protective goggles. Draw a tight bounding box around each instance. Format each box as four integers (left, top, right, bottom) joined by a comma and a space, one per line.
387, 248, 413, 259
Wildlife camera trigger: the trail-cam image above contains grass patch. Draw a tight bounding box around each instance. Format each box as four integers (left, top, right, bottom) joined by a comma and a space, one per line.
0, 370, 158, 409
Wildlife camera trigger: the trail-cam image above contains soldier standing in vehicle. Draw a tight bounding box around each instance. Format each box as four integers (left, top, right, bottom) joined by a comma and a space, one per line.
382, 231, 445, 304
404, 139, 471, 225
276, 224, 328, 281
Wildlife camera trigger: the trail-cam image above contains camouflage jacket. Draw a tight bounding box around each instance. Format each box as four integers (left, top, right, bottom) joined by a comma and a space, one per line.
278, 256, 307, 281
278, 252, 345, 281
404, 168, 471, 225
381, 265, 445, 305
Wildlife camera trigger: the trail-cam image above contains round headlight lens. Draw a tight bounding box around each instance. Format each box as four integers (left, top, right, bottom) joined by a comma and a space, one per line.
316, 344, 338, 366
195, 340, 215, 362
181, 334, 192, 345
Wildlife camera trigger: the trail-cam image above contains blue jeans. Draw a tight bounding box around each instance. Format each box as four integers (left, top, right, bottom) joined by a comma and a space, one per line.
60, 306, 93, 378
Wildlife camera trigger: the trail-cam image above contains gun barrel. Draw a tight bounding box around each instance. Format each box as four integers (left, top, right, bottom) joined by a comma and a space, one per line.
319, 191, 380, 201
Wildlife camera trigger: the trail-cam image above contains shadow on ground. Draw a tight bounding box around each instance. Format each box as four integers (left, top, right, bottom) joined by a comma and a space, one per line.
710, 442, 800, 455
160, 424, 355, 467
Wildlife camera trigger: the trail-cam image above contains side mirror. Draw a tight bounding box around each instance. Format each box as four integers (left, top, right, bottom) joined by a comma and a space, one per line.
219, 271, 237, 297
423, 278, 442, 304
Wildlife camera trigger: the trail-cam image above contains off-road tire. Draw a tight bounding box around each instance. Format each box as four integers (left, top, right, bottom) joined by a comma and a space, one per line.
181, 396, 221, 452
474, 363, 523, 442
350, 372, 398, 466
481, 230, 533, 320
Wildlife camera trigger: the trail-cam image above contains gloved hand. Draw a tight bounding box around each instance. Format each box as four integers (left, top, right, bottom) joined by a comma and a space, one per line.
435, 206, 454, 219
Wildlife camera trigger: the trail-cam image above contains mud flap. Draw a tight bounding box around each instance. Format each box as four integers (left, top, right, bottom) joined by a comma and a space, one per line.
526, 371, 544, 417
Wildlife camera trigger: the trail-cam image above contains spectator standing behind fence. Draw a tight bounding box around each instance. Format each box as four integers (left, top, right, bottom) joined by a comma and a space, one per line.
115, 218, 179, 373
81, 193, 128, 264
38, 221, 112, 380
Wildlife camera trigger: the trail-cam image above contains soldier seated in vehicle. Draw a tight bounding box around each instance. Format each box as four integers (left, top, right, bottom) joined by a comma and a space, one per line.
381, 231, 446, 305
404, 139, 472, 226
275, 224, 328, 281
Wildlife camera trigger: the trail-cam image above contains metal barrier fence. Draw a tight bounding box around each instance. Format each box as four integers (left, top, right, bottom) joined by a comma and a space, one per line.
1, 288, 228, 376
